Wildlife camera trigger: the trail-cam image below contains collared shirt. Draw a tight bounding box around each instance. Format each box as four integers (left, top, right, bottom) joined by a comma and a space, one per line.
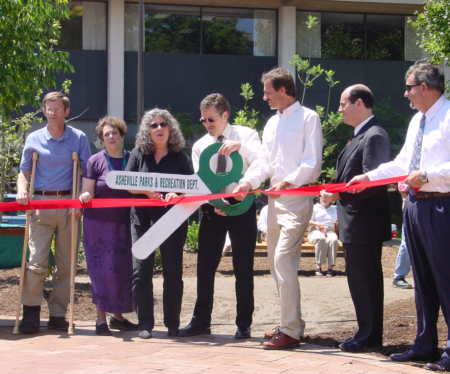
192, 123, 262, 194
241, 101, 323, 189
310, 203, 337, 228
367, 95, 450, 193
354, 115, 374, 136
20, 124, 91, 191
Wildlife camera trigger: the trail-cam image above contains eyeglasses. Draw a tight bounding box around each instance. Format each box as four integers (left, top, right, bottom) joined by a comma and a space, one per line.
199, 114, 221, 124
44, 107, 63, 114
405, 83, 422, 92
149, 122, 169, 129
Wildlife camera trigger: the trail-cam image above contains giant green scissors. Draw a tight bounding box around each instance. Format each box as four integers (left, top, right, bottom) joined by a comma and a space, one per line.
106, 143, 254, 259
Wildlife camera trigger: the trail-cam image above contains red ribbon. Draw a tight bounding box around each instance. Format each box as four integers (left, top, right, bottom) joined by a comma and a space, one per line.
0, 176, 407, 212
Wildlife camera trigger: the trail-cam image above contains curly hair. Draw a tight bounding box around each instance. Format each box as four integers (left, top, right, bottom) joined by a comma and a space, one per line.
96, 116, 127, 140
135, 108, 185, 155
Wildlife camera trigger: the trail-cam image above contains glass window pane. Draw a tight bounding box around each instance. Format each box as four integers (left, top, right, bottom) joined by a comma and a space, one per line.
254, 10, 276, 57
202, 7, 254, 56
296, 12, 321, 58
59, 1, 83, 50
321, 13, 364, 60
83, 2, 106, 50
144, 5, 201, 54
366, 14, 404, 61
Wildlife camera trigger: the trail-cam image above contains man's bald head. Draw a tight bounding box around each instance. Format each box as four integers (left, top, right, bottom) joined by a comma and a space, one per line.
346, 84, 374, 109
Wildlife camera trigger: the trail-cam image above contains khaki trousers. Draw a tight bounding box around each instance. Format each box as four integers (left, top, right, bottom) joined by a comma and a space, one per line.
308, 227, 339, 266
22, 194, 76, 317
267, 194, 313, 340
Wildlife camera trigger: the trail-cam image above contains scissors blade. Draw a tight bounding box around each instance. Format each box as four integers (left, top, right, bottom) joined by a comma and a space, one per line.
132, 198, 206, 260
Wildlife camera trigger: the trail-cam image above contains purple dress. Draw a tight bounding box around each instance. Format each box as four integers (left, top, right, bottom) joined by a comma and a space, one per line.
83, 151, 133, 313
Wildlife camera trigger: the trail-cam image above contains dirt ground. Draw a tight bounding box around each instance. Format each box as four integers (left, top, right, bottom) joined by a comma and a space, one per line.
0, 242, 447, 361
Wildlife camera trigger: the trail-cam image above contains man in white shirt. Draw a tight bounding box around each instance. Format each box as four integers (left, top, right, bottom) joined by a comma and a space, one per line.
178, 93, 262, 339
257, 205, 268, 235
348, 62, 450, 371
234, 68, 323, 349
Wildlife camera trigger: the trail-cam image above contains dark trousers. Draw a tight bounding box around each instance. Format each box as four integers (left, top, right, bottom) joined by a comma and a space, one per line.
405, 194, 450, 358
191, 202, 256, 329
131, 219, 188, 331
344, 242, 384, 347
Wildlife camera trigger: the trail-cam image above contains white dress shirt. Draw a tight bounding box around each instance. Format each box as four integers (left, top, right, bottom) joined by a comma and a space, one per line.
192, 123, 262, 194
257, 205, 268, 233
241, 101, 323, 189
310, 203, 337, 228
367, 95, 450, 193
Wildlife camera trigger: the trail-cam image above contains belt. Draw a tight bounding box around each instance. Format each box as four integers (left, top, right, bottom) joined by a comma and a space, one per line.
415, 191, 450, 199
34, 190, 72, 196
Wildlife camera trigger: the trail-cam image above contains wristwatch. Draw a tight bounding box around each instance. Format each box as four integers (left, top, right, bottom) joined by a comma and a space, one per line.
420, 170, 429, 183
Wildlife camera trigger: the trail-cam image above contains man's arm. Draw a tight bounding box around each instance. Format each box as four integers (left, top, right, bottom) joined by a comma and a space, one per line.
16, 172, 31, 205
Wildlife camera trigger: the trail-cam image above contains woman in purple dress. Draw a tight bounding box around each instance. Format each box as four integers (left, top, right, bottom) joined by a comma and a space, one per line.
79, 116, 137, 336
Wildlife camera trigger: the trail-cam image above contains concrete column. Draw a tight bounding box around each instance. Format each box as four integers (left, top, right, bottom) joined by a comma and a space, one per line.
107, 0, 124, 118
278, 6, 296, 77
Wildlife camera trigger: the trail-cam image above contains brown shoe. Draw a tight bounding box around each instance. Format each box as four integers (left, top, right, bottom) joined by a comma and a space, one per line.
265, 328, 304, 341
263, 331, 300, 350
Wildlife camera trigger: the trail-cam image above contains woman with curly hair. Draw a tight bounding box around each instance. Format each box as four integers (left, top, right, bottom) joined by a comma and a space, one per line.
125, 108, 194, 339
79, 116, 137, 336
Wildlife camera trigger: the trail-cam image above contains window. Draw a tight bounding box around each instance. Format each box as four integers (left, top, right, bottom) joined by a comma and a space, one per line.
125, 4, 276, 57
297, 11, 419, 61
59, 1, 106, 51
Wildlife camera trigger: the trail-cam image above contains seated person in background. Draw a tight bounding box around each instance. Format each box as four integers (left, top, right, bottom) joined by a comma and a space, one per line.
308, 196, 339, 277
257, 205, 268, 240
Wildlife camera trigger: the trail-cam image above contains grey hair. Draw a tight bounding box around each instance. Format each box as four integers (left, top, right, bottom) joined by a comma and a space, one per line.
135, 108, 185, 155
405, 61, 445, 94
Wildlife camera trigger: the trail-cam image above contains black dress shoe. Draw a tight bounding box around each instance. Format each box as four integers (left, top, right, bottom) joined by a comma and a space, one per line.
339, 341, 367, 352
235, 327, 251, 339
47, 316, 71, 331
390, 350, 441, 363
338, 337, 355, 345
109, 317, 138, 331
178, 323, 211, 337
95, 323, 112, 336
168, 328, 179, 336
425, 359, 450, 372
392, 277, 413, 289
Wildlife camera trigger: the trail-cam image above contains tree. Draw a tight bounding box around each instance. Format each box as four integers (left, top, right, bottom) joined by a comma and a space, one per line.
412, 0, 450, 68
0, 0, 74, 209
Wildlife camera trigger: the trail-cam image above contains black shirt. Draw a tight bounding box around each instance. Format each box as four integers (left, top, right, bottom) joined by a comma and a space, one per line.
125, 147, 194, 227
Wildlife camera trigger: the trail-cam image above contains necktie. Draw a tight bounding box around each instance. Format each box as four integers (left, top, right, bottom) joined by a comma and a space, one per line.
347, 133, 354, 147
408, 114, 426, 174
216, 135, 226, 173
407, 114, 426, 195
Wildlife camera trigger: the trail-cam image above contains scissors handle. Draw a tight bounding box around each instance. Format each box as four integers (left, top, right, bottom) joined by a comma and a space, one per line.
197, 143, 243, 194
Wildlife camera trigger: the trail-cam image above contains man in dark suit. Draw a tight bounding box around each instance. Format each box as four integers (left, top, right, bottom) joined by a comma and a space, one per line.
321, 84, 391, 352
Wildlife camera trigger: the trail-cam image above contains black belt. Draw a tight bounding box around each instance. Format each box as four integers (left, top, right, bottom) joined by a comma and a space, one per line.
415, 191, 450, 199
34, 190, 71, 196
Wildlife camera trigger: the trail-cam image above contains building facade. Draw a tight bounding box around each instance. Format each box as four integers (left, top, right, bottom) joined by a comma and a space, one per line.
40, 0, 438, 149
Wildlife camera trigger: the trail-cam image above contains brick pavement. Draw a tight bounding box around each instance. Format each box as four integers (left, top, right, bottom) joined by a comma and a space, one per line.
0, 317, 425, 374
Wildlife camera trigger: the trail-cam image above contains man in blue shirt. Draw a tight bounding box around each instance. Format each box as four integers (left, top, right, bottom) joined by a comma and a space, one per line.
16, 92, 91, 334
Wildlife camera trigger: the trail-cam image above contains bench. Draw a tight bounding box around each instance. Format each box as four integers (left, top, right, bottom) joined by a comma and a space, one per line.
255, 227, 343, 252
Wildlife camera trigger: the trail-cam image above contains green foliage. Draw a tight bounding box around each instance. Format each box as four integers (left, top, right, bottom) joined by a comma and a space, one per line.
169, 108, 206, 141
234, 83, 264, 136
373, 98, 409, 159
185, 221, 200, 253
290, 55, 324, 105
321, 23, 363, 60
153, 248, 162, 271
411, 0, 450, 91
203, 18, 248, 55
412, 0, 450, 67
0, 0, 74, 121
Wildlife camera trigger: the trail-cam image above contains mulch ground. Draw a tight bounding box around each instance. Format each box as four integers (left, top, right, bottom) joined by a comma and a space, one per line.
0, 243, 447, 360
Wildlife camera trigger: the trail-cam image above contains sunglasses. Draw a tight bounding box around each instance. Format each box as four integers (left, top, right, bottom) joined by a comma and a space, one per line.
199, 114, 221, 124
149, 122, 169, 129
405, 83, 422, 92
